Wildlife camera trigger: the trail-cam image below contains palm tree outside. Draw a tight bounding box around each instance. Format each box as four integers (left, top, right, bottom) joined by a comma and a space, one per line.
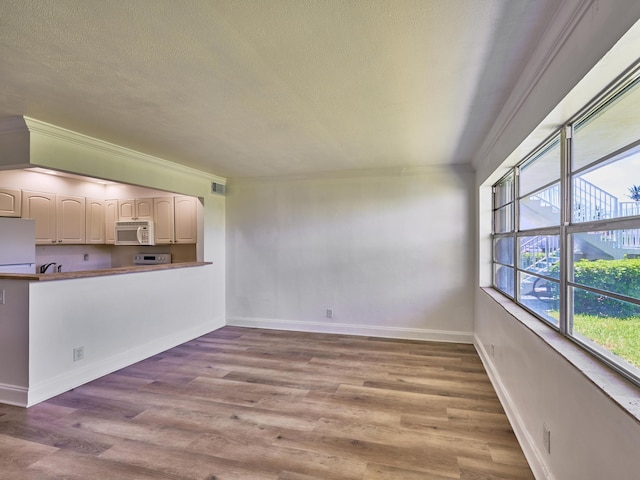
627, 185, 640, 201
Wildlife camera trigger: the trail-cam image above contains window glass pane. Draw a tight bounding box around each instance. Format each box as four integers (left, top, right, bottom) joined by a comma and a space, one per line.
494, 204, 513, 233
571, 247, 640, 301
570, 286, 640, 373
518, 272, 559, 326
573, 76, 640, 172
573, 147, 640, 222
519, 136, 561, 196
494, 237, 514, 265
519, 235, 560, 279
494, 173, 514, 208
494, 265, 514, 297
519, 183, 561, 229
572, 229, 640, 263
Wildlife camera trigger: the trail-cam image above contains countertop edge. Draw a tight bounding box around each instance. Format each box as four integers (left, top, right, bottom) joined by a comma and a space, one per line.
0, 262, 213, 281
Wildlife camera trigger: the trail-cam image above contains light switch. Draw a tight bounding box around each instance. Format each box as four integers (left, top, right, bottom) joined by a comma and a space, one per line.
0, 289, 5, 305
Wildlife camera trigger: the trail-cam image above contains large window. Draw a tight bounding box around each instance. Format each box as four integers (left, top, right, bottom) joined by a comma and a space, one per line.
492, 66, 640, 387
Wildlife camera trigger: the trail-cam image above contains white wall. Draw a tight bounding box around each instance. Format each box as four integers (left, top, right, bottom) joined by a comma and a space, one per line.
473, 3, 640, 479
476, 291, 640, 480
226, 167, 474, 342
27, 265, 220, 406
0, 279, 29, 404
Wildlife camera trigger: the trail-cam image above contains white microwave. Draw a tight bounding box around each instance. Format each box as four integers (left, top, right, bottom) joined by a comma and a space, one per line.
114, 221, 155, 245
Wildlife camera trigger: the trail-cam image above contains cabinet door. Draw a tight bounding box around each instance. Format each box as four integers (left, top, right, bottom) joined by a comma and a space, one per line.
174, 196, 197, 244
86, 198, 105, 244
22, 191, 56, 244
135, 198, 154, 220
57, 195, 86, 244
153, 197, 175, 244
105, 200, 118, 244
0, 187, 21, 217
118, 199, 135, 221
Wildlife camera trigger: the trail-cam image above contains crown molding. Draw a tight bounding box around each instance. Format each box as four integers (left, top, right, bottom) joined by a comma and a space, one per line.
0, 116, 226, 185
22, 117, 227, 185
473, 0, 595, 168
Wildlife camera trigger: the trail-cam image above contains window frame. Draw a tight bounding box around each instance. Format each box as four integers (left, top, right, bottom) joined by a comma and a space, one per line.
491, 64, 640, 388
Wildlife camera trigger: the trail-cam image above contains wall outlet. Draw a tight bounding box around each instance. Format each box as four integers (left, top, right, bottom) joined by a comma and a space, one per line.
73, 346, 84, 362
543, 423, 551, 454
326, 308, 333, 319
0, 289, 5, 305
83, 253, 89, 261
490, 343, 495, 357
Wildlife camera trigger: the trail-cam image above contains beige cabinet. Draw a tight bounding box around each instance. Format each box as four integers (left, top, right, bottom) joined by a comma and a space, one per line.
22, 191, 86, 244
22, 191, 57, 244
56, 195, 86, 244
0, 187, 21, 217
118, 198, 153, 221
86, 198, 105, 244
153, 197, 175, 244
174, 196, 198, 244
105, 199, 118, 244
152, 196, 197, 244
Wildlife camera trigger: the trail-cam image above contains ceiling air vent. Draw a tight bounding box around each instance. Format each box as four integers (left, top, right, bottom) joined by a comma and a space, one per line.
211, 182, 226, 195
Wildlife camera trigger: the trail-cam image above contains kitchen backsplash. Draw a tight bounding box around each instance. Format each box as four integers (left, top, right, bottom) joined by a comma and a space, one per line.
36, 245, 113, 273
36, 244, 197, 272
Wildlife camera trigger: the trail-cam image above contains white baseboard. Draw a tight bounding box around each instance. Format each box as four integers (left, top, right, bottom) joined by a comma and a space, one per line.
26, 319, 223, 407
474, 335, 553, 480
226, 316, 474, 344
0, 382, 28, 407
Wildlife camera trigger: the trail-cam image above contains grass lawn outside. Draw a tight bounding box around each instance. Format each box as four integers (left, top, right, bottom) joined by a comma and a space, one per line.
573, 314, 640, 368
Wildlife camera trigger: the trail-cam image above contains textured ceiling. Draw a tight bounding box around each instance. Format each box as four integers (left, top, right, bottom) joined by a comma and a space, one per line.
0, 0, 560, 178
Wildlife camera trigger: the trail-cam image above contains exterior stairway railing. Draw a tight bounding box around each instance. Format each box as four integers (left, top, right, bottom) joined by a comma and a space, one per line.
528, 178, 640, 252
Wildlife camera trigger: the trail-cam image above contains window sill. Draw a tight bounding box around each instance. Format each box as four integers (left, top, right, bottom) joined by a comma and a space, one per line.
481, 287, 640, 424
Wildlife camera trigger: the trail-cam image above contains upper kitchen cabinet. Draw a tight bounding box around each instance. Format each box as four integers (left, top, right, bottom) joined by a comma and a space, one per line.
153, 197, 175, 244
22, 191, 86, 244
0, 187, 21, 217
174, 196, 197, 244
57, 195, 86, 243
153, 196, 197, 244
105, 199, 118, 244
86, 198, 105, 244
22, 191, 56, 243
118, 198, 153, 221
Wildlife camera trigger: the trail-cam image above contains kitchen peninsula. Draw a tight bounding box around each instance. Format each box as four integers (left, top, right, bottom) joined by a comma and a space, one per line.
0, 117, 227, 408
0, 261, 217, 407
0, 261, 211, 281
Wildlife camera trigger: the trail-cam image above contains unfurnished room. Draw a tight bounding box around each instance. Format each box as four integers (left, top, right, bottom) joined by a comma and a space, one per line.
0, 1, 639, 479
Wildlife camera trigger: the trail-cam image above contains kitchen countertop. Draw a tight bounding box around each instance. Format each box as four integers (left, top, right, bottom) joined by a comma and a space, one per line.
0, 262, 212, 281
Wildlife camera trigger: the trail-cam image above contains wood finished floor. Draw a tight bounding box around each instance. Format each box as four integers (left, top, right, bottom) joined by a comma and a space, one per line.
0, 327, 534, 480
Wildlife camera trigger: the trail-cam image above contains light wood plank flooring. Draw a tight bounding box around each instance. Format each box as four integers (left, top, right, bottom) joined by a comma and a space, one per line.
0, 327, 534, 479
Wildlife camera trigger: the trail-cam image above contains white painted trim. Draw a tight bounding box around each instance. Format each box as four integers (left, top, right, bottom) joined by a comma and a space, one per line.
227, 316, 473, 344
474, 335, 553, 480
22, 117, 227, 185
231, 163, 474, 184
26, 319, 222, 407
474, 0, 594, 167
0, 382, 29, 408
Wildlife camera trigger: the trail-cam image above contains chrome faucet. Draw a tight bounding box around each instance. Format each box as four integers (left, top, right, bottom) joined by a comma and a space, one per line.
40, 262, 57, 273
